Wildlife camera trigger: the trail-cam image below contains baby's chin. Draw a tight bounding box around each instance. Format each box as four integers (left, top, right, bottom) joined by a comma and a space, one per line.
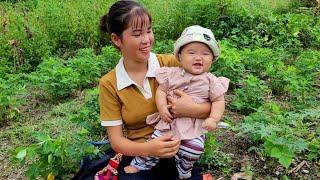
188, 69, 206, 75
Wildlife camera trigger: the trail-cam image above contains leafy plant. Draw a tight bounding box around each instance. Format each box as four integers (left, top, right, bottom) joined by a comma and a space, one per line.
266, 61, 315, 103
231, 75, 270, 115
153, 40, 175, 54
0, 74, 25, 125
70, 88, 104, 139
29, 57, 80, 100
67, 48, 100, 89
199, 133, 231, 175
14, 131, 99, 179
240, 102, 309, 168
212, 40, 245, 89
96, 46, 120, 76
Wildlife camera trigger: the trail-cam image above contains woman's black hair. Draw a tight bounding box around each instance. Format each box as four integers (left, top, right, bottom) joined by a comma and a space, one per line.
99, 0, 152, 37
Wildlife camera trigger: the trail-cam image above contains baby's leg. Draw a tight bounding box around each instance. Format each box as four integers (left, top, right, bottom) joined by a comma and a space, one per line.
125, 130, 163, 173
175, 135, 205, 179
125, 156, 160, 173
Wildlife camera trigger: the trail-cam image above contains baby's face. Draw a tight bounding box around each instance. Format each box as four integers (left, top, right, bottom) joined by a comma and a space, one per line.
179, 42, 214, 75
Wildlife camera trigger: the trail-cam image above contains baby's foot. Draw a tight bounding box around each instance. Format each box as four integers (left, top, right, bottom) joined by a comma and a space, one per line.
124, 165, 140, 173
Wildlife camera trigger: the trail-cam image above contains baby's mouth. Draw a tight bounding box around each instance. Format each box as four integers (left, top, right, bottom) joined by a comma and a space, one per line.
193, 63, 203, 67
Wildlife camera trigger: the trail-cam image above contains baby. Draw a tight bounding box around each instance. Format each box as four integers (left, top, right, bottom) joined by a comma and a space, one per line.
125, 25, 229, 179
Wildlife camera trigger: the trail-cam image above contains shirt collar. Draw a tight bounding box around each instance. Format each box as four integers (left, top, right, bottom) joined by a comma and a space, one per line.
115, 52, 160, 91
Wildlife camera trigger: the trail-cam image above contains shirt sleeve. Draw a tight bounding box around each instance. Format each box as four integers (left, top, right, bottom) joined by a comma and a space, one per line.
209, 74, 230, 101
156, 54, 180, 67
99, 78, 123, 126
155, 67, 170, 92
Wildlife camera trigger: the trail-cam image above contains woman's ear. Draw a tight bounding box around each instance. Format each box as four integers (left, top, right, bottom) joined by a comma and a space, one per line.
110, 33, 121, 48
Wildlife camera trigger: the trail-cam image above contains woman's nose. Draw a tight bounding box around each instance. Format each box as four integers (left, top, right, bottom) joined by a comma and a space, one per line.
141, 35, 149, 43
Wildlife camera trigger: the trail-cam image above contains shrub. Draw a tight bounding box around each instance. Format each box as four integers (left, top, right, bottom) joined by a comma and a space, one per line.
266, 61, 314, 103
96, 46, 120, 76
199, 133, 231, 175
153, 40, 175, 54
29, 57, 80, 100
70, 88, 104, 138
0, 0, 113, 72
239, 102, 309, 169
0, 74, 25, 125
14, 131, 99, 179
67, 49, 100, 89
231, 75, 270, 115
212, 40, 245, 89
241, 48, 290, 79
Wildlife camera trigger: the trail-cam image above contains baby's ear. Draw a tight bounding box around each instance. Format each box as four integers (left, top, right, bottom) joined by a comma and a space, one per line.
178, 54, 182, 61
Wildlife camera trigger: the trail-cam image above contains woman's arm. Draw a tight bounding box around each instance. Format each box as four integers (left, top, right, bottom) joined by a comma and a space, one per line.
167, 89, 211, 118
106, 126, 180, 158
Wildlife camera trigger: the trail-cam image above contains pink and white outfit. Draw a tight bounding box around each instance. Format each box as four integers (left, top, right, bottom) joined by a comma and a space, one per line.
130, 67, 229, 178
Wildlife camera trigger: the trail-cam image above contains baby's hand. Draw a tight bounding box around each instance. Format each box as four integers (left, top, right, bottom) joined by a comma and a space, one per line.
202, 117, 219, 132
159, 105, 173, 123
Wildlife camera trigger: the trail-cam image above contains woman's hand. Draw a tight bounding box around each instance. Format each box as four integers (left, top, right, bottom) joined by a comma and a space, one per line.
168, 89, 211, 118
167, 90, 195, 118
146, 132, 180, 158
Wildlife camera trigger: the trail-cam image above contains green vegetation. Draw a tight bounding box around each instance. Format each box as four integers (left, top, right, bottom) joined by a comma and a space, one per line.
0, 0, 319, 179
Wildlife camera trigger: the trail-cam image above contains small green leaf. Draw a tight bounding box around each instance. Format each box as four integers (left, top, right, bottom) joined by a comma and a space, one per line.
16, 149, 27, 159
33, 132, 50, 142
270, 146, 294, 168
278, 155, 293, 169
48, 154, 53, 164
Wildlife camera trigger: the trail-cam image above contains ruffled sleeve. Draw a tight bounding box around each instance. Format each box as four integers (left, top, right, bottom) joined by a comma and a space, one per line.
209, 74, 230, 101
155, 67, 170, 92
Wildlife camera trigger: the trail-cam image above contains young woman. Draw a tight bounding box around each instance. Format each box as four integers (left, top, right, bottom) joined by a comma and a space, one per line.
99, 1, 210, 179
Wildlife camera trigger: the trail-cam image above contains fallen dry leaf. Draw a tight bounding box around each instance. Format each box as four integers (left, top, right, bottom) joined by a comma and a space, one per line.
231, 172, 252, 180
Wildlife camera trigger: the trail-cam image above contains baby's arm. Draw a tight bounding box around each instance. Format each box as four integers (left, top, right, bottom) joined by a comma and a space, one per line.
156, 87, 173, 123
202, 95, 225, 132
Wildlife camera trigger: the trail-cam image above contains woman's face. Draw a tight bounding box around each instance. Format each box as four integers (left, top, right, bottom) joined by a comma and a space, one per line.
112, 16, 154, 63
179, 42, 214, 75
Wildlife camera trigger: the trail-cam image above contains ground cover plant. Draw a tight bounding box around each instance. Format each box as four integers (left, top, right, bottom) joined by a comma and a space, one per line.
0, 0, 319, 179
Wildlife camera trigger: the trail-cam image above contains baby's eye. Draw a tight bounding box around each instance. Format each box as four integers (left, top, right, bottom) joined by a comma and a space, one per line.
188, 51, 195, 54
202, 52, 211, 56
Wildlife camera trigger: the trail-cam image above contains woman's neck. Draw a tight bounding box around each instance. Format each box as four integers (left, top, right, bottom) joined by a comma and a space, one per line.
123, 58, 148, 73
123, 57, 148, 87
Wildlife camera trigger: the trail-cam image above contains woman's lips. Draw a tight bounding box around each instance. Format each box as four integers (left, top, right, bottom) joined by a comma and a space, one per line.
140, 47, 150, 53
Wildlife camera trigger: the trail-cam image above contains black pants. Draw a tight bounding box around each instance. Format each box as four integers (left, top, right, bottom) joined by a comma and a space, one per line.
118, 154, 203, 180
73, 149, 203, 180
